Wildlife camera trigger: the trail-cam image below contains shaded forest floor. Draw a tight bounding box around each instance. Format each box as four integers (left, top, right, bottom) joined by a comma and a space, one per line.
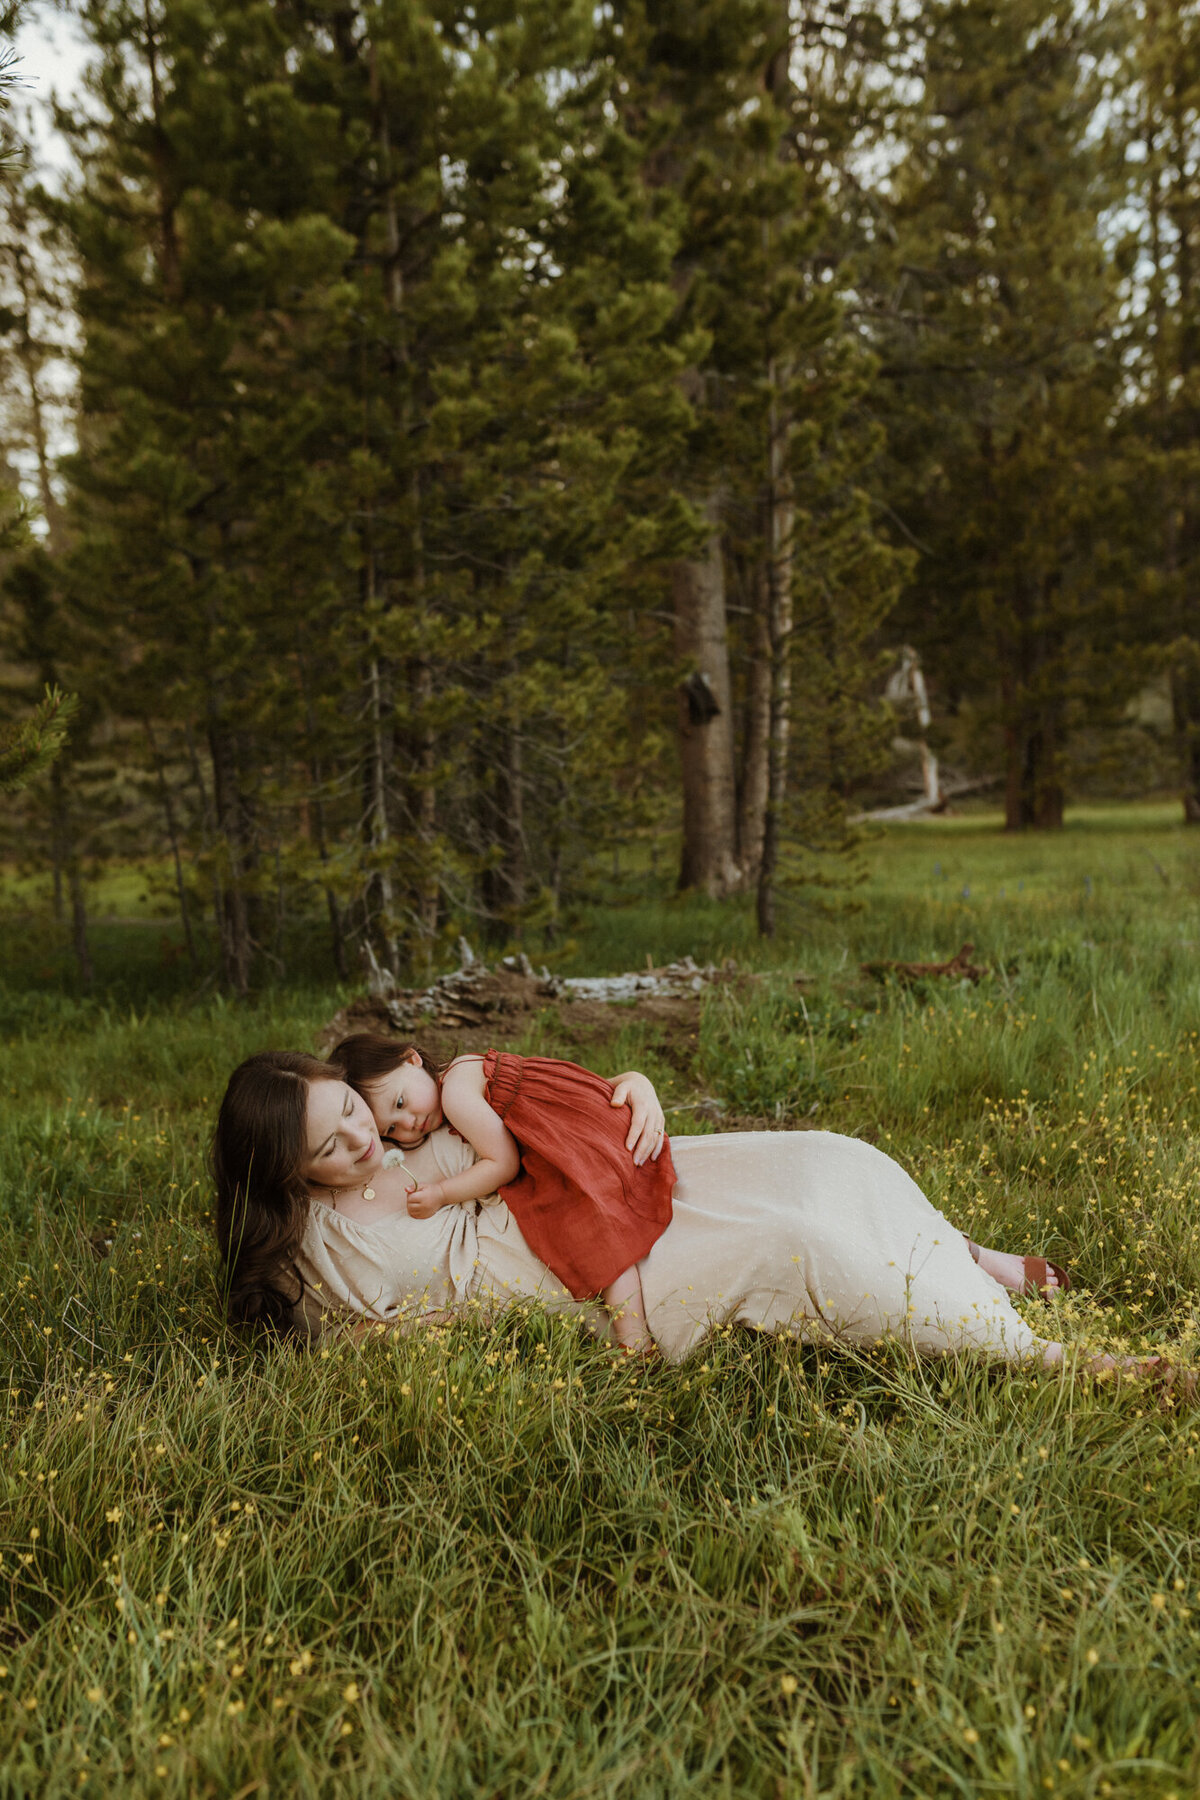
1, 802, 1199, 1796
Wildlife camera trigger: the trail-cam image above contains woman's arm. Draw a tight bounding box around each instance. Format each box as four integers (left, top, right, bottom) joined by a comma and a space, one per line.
404, 1061, 520, 1218
608, 1070, 666, 1166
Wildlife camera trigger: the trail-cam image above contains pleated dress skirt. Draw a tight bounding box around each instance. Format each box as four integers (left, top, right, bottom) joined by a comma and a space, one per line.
482, 1048, 676, 1300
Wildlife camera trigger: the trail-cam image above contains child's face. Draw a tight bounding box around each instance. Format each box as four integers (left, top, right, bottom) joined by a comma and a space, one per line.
362, 1051, 444, 1147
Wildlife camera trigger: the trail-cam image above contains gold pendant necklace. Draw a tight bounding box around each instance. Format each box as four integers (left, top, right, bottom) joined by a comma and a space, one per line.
327, 1181, 376, 1208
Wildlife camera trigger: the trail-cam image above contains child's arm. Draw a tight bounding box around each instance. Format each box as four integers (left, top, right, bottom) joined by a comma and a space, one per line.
404, 1059, 521, 1219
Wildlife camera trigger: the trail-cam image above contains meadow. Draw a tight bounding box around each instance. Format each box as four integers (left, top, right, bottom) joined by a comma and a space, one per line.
1, 803, 1199, 1797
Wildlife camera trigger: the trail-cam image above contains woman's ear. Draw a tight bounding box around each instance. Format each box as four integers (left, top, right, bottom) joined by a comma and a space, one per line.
403, 1048, 422, 1067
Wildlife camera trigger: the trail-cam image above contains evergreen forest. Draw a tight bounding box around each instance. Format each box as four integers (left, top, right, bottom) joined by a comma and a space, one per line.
1, 0, 1198, 987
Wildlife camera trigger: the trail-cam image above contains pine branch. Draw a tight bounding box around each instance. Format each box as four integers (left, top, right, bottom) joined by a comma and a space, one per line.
0, 28, 26, 179
0, 686, 79, 794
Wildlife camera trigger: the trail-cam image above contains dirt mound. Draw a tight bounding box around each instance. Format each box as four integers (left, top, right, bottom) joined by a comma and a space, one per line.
318, 953, 742, 1073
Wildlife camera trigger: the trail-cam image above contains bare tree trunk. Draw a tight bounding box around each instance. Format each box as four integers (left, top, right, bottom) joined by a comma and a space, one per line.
738, 563, 771, 878
145, 718, 198, 966
68, 854, 93, 989
8, 205, 69, 921
1003, 618, 1065, 831
674, 491, 742, 896
363, 634, 399, 975
478, 702, 527, 936
409, 651, 439, 950
50, 762, 92, 988
753, 15, 798, 935
206, 697, 253, 994
49, 812, 64, 924
498, 711, 526, 917
1172, 660, 1200, 822
756, 354, 796, 938
296, 650, 348, 980
7, 219, 64, 550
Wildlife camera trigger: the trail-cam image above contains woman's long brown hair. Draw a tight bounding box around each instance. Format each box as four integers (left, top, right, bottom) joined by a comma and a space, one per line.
211, 1050, 343, 1333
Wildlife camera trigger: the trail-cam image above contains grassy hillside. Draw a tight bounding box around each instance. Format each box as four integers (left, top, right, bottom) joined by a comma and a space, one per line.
0, 804, 1198, 1797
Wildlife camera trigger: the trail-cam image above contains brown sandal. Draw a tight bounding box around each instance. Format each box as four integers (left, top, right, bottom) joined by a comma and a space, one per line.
1019, 1256, 1071, 1300
963, 1237, 1071, 1299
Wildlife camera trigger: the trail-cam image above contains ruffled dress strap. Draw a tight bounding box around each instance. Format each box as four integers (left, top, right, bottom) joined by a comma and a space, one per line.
481, 1047, 526, 1121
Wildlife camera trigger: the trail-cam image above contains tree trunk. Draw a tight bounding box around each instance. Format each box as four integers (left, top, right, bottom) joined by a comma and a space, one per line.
67, 853, 94, 990
1004, 693, 1065, 831
363, 640, 400, 975
756, 354, 796, 937
49, 811, 64, 924
674, 491, 741, 896
754, 4, 797, 934
145, 719, 198, 966
737, 563, 771, 878
206, 698, 253, 995
294, 643, 348, 979
479, 704, 527, 935
409, 652, 439, 950
1171, 659, 1200, 822
8, 212, 64, 550
49, 762, 93, 987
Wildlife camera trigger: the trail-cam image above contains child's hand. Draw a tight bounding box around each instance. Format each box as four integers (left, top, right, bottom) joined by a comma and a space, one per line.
406, 1181, 446, 1219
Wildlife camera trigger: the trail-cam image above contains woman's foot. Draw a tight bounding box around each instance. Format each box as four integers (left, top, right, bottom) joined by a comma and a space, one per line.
1042, 1344, 1197, 1403
966, 1239, 1069, 1299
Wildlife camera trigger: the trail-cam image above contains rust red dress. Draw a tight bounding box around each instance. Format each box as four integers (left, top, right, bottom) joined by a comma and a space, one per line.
478, 1048, 676, 1300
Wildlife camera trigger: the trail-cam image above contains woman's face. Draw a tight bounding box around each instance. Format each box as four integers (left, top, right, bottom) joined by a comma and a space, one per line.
361, 1051, 444, 1147
301, 1079, 383, 1192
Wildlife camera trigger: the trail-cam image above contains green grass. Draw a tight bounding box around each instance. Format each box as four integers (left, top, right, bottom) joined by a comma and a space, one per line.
2, 802, 1200, 1796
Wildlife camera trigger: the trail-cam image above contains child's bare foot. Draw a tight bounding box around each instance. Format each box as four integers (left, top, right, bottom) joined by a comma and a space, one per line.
966, 1239, 1069, 1299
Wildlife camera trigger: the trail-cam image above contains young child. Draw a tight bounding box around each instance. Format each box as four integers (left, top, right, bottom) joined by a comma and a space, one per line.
332, 1034, 676, 1353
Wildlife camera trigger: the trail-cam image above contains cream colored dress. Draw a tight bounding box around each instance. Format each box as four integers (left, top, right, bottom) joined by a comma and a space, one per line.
293, 1127, 1042, 1363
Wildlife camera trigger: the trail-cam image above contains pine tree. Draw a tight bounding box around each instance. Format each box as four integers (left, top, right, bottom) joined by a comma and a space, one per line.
58, 0, 691, 981
871, 0, 1128, 830
62, 0, 360, 990
1122, 0, 1200, 820
610, 0, 904, 916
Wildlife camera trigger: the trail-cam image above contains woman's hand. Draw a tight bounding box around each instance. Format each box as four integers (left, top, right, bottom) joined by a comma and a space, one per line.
609, 1071, 666, 1166
406, 1180, 447, 1219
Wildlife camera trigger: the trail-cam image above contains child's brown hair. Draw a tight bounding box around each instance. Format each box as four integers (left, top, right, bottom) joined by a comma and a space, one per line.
331, 1032, 442, 1098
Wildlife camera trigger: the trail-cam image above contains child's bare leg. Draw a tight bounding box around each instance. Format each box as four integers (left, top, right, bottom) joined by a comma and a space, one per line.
604, 1265, 655, 1354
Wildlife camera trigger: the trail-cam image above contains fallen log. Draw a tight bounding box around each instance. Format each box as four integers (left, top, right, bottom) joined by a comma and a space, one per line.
357, 944, 740, 1036
860, 941, 985, 986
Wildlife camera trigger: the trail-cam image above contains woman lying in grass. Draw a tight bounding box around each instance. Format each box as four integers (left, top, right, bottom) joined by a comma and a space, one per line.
212, 1049, 1190, 1388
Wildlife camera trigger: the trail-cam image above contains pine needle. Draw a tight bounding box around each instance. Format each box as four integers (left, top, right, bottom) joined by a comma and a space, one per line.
0, 685, 79, 794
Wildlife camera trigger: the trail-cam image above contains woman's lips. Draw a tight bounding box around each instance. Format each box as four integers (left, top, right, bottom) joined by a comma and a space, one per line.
356, 1141, 376, 1163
